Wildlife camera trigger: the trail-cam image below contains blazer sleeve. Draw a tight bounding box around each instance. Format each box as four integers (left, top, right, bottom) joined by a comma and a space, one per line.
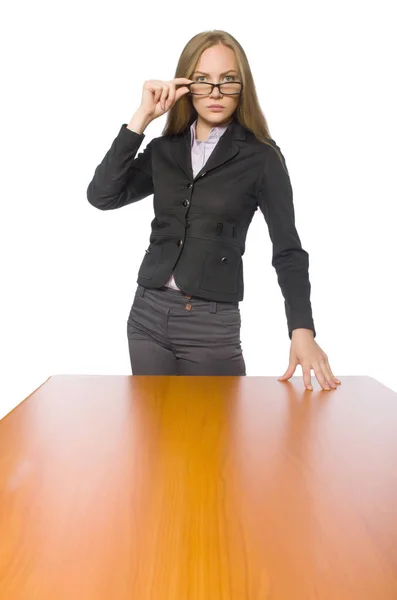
86, 124, 154, 210
256, 140, 316, 339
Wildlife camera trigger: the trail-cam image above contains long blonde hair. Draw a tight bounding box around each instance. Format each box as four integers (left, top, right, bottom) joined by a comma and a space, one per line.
162, 30, 285, 166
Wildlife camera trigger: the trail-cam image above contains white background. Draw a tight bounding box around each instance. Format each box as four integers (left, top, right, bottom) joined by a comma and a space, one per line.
1, 0, 396, 419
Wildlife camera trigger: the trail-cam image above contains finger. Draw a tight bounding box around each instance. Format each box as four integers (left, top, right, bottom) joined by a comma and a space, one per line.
160, 84, 170, 111
167, 82, 176, 108
320, 359, 338, 389
172, 77, 194, 83
152, 82, 165, 106
302, 365, 313, 390
152, 85, 162, 105
278, 361, 297, 381
313, 362, 331, 391
175, 85, 191, 101
326, 358, 341, 384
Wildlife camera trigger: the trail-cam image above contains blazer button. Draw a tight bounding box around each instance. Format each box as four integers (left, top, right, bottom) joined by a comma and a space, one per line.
178, 239, 184, 247
187, 183, 193, 189
221, 256, 228, 263
182, 199, 190, 207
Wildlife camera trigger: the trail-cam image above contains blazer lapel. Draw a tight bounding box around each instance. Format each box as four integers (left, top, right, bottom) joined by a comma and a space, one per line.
168, 118, 247, 182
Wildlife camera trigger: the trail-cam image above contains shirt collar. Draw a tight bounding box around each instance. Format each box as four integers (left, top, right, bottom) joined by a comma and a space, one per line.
190, 118, 232, 146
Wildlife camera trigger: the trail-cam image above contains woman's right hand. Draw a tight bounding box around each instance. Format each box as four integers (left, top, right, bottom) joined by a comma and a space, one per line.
139, 78, 193, 121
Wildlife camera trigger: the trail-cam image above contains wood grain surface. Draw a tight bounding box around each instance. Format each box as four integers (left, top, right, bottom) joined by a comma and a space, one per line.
0, 375, 396, 599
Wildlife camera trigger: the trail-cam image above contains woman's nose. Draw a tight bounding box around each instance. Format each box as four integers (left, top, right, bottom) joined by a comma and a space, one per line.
209, 88, 222, 99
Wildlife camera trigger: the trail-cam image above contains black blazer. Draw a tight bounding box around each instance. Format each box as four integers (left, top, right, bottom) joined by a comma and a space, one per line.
87, 118, 316, 339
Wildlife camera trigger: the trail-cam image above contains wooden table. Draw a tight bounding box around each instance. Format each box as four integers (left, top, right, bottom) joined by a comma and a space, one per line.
0, 375, 396, 599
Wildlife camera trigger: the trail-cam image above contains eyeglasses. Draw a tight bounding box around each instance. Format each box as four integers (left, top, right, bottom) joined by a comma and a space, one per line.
186, 81, 243, 96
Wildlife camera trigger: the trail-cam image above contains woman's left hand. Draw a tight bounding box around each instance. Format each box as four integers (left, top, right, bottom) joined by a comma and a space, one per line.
278, 328, 341, 391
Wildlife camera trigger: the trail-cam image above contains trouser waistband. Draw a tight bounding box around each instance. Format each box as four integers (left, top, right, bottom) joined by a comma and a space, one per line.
138, 284, 226, 314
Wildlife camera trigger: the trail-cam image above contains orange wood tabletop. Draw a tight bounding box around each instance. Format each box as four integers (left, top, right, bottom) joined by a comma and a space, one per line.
0, 375, 396, 599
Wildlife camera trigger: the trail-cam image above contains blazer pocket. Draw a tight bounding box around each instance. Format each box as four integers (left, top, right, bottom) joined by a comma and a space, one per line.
200, 248, 241, 295
138, 244, 163, 279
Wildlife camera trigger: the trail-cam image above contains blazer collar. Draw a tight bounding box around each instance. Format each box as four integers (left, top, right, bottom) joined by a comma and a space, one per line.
168, 117, 247, 182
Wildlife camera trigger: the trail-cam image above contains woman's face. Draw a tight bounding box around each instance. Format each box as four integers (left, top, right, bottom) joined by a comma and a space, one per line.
190, 44, 241, 126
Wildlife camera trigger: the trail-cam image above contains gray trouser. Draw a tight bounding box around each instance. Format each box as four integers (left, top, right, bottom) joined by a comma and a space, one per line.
127, 284, 246, 375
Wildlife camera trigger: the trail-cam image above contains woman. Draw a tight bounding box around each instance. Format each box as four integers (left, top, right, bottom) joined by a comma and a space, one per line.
87, 30, 341, 391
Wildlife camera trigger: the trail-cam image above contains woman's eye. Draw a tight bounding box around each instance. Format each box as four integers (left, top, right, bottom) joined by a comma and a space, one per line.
195, 75, 236, 82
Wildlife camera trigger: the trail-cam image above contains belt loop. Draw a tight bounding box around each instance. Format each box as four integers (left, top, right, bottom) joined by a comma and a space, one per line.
210, 301, 217, 313
140, 286, 146, 297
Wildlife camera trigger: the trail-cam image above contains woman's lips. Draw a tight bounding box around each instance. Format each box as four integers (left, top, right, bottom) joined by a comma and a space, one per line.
208, 106, 224, 111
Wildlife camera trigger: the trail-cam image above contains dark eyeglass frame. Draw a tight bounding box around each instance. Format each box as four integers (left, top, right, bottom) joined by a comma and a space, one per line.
185, 81, 243, 96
